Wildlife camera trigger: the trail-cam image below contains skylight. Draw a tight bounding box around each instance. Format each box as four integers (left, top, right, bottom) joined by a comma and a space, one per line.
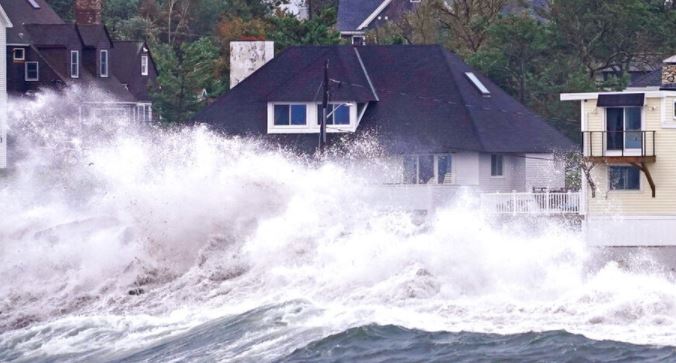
465, 72, 490, 97
27, 0, 40, 9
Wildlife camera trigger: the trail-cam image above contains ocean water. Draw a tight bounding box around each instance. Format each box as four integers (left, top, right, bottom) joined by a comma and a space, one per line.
2, 90, 676, 362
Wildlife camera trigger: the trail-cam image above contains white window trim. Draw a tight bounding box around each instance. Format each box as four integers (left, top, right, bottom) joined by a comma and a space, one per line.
608, 164, 642, 193
267, 102, 357, 134
603, 106, 644, 156
100, 49, 109, 78
141, 55, 149, 76
402, 154, 455, 185
12, 48, 25, 61
70, 50, 79, 79
25, 61, 39, 81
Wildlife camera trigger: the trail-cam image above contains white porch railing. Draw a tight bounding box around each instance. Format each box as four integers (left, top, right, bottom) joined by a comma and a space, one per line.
480, 191, 580, 215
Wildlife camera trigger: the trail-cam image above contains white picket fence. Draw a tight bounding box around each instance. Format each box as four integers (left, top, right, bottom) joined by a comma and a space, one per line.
480, 191, 580, 215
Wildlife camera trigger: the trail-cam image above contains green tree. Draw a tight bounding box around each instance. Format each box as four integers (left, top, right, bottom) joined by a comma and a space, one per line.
152, 37, 225, 122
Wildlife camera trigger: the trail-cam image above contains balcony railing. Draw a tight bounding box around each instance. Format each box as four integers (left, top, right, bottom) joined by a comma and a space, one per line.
480, 191, 580, 215
583, 131, 655, 158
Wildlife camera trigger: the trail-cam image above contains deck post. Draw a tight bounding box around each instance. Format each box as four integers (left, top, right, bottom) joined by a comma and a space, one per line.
512, 190, 517, 216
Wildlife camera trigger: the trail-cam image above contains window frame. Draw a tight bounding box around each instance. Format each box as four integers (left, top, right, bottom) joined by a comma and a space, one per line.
273, 104, 308, 126
317, 103, 351, 126
70, 50, 79, 79
608, 165, 641, 191
99, 49, 109, 78
141, 55, 149, 76
605, 106, 643, 152
12, 48, 25, 61
402, 154, 454, 185
25, 61, 39, 81
490, 154, 504, 177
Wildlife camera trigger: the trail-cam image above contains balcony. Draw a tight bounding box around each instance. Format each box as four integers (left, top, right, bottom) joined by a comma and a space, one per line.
583, 130, 657, 197
583, 131, 656, 164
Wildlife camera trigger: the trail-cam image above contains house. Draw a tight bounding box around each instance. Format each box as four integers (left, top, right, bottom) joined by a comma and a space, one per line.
336, 0, 422, 45
279, 0, 309, 20
0, 3, 10, 169
561, 55, 676, 246
0, 0, 157, 122
194, 42, 573, 208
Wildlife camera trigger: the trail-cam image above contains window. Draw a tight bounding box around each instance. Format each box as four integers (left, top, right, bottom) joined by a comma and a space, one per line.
25, 62, 39, 81
403, 154, 453, 184
274, 104, 307, 126
141, 55, 149, 76
12, 48, 25, 61
606, 107, 642, 150
609, 166, 640, 190
352, 35, 365, 46
465, 72, 490, 97
70, 50, 79, 78
437, 154, 452, 184
491, 154, 503, 176
26, 0, 40, 9
100, 50, 109, 77
136, 104, 152, 122
317, 103, 350, 125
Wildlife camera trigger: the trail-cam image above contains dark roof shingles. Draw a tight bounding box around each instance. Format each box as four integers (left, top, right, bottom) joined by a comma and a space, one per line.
193, 45, 574, 154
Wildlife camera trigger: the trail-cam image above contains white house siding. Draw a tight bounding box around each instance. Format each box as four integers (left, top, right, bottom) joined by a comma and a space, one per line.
478, 153, 525, 193
0, 23, 6, 169
524, 153, 566, 191
454, 152, 480, 187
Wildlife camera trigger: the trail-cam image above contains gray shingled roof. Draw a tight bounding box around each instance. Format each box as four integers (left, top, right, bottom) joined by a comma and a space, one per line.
193, 45, 574, 154
337, 0, 383, 32
630, 68, 662, 88
0, 0, 64, 44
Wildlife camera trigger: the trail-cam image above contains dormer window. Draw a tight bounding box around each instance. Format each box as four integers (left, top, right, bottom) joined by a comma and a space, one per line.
141, 55, 149, 76
12, 48, 25, 61
99, 50, 109, 77
274, 104, 307, 125
70, 50, 79, 78
317, 103, 349, 125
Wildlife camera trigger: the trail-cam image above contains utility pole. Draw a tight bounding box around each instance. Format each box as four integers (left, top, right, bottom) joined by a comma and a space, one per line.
319, 59, 329, 153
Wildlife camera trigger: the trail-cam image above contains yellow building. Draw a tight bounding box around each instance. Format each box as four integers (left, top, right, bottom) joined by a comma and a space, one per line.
562, 56, 676, 246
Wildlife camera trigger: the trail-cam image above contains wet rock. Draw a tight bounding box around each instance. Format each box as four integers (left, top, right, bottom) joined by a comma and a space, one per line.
128, 288, 144, 296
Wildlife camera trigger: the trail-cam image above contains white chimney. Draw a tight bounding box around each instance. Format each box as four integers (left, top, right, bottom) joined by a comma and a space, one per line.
230, 41, 274, 89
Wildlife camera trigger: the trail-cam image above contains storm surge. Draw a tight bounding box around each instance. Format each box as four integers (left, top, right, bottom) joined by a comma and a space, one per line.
2, 91, 676, 362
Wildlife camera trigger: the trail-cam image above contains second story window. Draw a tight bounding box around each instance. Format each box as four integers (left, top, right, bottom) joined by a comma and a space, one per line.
70, 50, 79, 78
25, 62, 39, 81
317, 103, 350, 125
141, 55, 149, 76
100, 50, 109, 77
606, 107, 641, 150
274, 104, 307, 125
491, 154, 503, 177
12, 48, 25, 61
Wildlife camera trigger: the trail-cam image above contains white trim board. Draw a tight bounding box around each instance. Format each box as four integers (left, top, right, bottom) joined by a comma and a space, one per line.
357, 0, 392, 30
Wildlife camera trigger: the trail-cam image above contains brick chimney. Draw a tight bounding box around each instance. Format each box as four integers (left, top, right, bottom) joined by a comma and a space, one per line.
75, 0, 103, 25
229, 40, 274, 89
662, 55, 676, 90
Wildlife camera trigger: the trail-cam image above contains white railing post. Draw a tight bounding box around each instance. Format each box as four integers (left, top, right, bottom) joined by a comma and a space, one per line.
512, 190, 517, 216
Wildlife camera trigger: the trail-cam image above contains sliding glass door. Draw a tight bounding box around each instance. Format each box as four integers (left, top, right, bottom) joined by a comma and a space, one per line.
606, 107, 642, 151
